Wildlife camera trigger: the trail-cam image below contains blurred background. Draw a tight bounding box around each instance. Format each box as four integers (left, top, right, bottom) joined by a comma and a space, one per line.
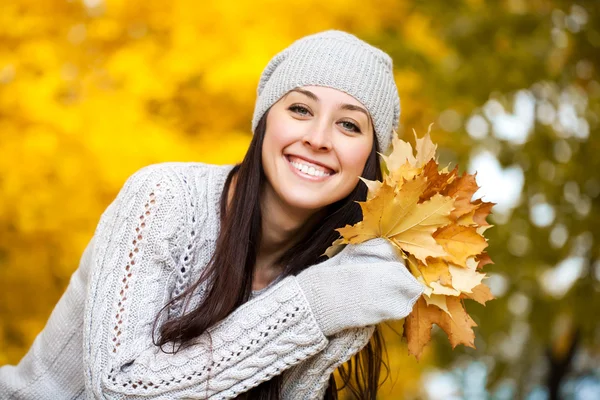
0, 0, 598, 398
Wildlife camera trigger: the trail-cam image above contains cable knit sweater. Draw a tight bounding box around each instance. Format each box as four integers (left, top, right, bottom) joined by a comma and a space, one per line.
0, 162, 377, 400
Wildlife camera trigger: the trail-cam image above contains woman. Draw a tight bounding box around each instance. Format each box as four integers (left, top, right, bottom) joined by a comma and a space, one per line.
0, 30, 423, 399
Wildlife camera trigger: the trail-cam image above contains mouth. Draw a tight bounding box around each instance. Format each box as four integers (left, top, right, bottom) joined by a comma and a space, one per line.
285, 154, 336, 180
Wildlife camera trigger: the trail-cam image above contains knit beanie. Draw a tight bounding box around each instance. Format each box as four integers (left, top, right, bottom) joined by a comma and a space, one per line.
251, 30, 400, 152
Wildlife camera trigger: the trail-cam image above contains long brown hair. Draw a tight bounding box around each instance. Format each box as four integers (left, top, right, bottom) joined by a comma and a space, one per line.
154, 109, 390, 399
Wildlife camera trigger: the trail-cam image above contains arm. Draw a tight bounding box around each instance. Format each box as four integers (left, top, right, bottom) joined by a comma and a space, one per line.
83, 164, 329, 399
0, 236, 94, 399
282, 326, 375, 400
282, 238, 424, 399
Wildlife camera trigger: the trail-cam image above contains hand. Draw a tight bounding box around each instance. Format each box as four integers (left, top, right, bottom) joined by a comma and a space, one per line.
296, 238, 423, 336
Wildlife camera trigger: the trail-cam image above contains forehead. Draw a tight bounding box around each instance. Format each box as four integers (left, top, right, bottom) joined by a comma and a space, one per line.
285, 85, 367, 108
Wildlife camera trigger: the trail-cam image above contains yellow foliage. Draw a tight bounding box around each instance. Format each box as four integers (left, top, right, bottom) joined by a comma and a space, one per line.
0, 1, 442, 395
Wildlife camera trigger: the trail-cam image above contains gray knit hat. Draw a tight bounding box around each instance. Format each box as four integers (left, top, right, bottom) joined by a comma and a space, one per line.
251, 30, 400, 152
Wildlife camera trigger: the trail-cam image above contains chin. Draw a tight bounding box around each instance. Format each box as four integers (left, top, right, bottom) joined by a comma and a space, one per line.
279, 190, 332, 213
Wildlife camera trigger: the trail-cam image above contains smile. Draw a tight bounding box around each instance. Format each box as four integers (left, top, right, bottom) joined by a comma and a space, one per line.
285, 155, 335, 181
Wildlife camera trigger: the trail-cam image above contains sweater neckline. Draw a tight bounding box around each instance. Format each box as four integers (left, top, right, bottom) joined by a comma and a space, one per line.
250, 273, 284, 297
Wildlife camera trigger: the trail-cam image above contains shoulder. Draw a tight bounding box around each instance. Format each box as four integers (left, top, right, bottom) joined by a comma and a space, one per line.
110, 161, 235, 217
120, 161, 235, 198
95, 161, 235, 250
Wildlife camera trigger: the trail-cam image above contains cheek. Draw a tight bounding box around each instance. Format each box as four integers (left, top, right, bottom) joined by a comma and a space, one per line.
338, 140, 372, 176
263, 115, 297, 155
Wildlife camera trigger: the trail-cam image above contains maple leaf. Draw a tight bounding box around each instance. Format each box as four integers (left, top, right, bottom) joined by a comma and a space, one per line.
475, 252, 494, 270
461, 282, 495, 306
359, 176, 382, 201
448, 263, 486, 293
419, 257, 452, 286
424, 293, 451, 316
420, 161, 458, 202
383, 125, 438, 186
381, 135, 417, 172
404, 296, 477, 360
441, 171, 480, 220
327, 125, 496, 359
413, 124, 437, 167
433, 225, 488, 267
471, 198, 495, 226
337, 177, 454, 263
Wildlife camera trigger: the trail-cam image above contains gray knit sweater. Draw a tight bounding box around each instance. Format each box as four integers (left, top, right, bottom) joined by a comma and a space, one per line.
0, 162, 375, 399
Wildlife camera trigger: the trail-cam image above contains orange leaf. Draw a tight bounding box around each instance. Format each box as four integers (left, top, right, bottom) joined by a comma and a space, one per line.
437, 296, 477, 349
461, 283, 495, 306
420, 162, 458, 202
404, 296, 477, 359
471, 198, 495, 226
433, 225, 488, 267
442, 171, 480, 219
420, 257, 452, 286
404, 297, 435, 360
475, 252, 494, 270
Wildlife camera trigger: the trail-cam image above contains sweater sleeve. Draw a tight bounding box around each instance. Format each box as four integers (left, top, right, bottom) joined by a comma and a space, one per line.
0, 237, 94, 400
83, 164, 329, 399
281, 326, 375, 399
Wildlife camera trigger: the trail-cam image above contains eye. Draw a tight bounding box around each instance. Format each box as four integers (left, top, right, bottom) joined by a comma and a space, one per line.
338, 120, 361, 133
288, 104, 311, 116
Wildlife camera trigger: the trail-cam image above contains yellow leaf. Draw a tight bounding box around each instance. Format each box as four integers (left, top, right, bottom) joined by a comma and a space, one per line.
430, 281, 461, 296
433, 225, 488, 266
417, 276, 433, 296
406, 254, 424, 278
382, 134, 417, 171
387, 193, 454, 238
448, 264, 486, 293
324, 237, 345, 258
413, 123, 437, 167
466, 256, 479, 270
419, 257, 452, 286
338, 178, 454, 265
359, 176, 382, 200
336, 182, 396, 243
333, 126, 495, 360
424, 293, 451, 316
387, 161, 422, 185
477, 225, 494, 235
457, 209, 476, 226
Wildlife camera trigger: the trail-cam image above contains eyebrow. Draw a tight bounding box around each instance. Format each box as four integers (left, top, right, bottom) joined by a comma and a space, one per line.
288, 88, 371, 120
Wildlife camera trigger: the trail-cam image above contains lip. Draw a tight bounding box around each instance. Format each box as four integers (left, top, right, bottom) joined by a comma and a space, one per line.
284, 155, 336, 182
285, 154, 336, 173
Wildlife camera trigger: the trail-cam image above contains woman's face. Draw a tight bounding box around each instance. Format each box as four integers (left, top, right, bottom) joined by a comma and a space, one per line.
261, 85, 374, 215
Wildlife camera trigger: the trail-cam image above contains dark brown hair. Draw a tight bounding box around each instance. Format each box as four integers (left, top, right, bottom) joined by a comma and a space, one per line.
154, 109, 390, 399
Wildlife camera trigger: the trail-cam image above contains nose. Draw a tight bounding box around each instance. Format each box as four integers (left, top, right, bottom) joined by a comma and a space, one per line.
302, 121, 332, 152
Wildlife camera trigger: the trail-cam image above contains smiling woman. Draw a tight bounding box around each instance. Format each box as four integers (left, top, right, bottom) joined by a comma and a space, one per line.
262, 86, 374, 216
0, 30, 423, 400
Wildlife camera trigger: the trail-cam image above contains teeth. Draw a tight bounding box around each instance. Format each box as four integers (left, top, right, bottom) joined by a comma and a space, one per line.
290, 160, 331, 177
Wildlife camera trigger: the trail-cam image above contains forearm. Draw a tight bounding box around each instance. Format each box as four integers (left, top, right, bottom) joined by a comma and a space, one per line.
282, 326, 374, 400
0, 238, 94, 400
100, 277, 328, 399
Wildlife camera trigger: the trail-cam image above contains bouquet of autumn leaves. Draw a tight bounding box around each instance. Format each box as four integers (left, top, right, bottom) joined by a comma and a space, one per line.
326, 125, 495, 360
